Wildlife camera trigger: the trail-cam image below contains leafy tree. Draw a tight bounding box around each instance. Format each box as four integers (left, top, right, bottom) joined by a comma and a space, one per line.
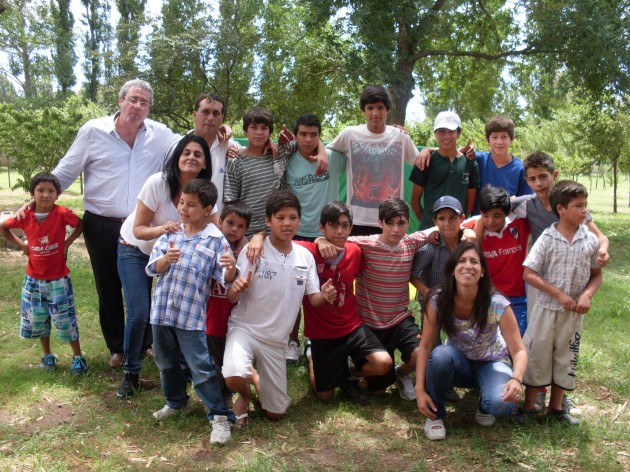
50, 0, 76, 97
307, 0, 630, 125
114, 0, 145, 80
80, 0, 112, 102
0, 0, 53, 99
0, 96, 104, 190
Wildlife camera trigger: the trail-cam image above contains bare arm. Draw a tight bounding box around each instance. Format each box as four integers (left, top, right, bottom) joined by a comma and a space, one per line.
227, 269, 253, 303
133, 200, 180, 241
585, 220, 610, 267
0, 222, 29, 255
498, 306, 527, 402
154, 241, 180, 274
64, 217, 84, 260
305, 279, 337, 308
575, 268, 603, 314
411, 184, 424, 223
415, 302, 439, 419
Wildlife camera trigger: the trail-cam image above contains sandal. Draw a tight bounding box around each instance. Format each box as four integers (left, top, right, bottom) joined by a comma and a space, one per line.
235, 413, 248, 429
424, 417, 446, 440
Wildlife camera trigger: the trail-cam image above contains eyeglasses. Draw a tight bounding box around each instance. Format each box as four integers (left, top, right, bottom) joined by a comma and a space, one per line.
124, 96, 151, 109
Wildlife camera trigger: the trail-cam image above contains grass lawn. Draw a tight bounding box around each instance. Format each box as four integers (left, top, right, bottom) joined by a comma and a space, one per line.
0, 169, 628, 471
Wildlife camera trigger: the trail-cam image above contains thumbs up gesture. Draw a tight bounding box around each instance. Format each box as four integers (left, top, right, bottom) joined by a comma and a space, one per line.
233, 269, 253, 294
166, 240, 181, 263
321, 278, 337, 304
220, 244, 236, 270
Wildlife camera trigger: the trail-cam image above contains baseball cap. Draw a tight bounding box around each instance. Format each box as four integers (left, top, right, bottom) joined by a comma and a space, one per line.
433, 111, 462, 131
432, 196, 463, 215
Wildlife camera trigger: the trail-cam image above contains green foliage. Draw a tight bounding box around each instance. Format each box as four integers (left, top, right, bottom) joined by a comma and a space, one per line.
0, 96, 104, 190
114, 0, 146, 80
80, 0, 113, 102
50, 0, 76, 97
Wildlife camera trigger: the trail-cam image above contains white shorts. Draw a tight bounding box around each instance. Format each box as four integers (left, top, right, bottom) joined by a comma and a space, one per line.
522, 305, 583, 390
222, 326, 290, 414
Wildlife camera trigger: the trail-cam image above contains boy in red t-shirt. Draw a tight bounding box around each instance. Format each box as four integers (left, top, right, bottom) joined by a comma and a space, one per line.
205, 201, 253, 407
299, 201, 392, 403
1, 173, 87, 375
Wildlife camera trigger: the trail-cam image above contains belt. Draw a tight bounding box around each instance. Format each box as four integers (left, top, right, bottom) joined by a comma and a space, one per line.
85, 210, 126, 223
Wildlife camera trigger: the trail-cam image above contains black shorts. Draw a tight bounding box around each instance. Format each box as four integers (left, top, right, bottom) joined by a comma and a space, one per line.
364, 316, 420, 392
207, 335, 229, 395
311, 325, 386, 393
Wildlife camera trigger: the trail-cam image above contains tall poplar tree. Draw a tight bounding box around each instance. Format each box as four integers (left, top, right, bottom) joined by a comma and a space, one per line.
115, 0, 145, 79
81, 0, 112, 102
50, 0, 76, 97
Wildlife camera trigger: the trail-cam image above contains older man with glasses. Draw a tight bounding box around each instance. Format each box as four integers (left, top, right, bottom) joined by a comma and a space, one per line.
49, 79, 180, 367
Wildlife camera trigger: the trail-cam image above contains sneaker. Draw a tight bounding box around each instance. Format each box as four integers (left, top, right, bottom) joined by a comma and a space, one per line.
534, 389, 547, 411
339, 378, 368, 405
304, 338, 312, 359
210, 415, 231, 445
514, 407, 538, 425
117, 372, 140, 398
40, 354, 57, 372
395, 366, 416, 401
547, 408, 580, 425
475, 408, 496, 427
70, 356, 88, 376
285, 340, 300, 365
424, 417, 446, 440
153, 404, 190, 420
562, 394, 582, 416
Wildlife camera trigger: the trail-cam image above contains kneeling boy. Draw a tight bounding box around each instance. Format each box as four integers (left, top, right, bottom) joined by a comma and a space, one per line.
300, 201, 392, 403
223, 190, 337, 422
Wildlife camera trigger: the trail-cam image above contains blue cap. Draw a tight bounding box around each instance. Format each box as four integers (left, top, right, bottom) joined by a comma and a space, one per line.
432, 196, 463, 215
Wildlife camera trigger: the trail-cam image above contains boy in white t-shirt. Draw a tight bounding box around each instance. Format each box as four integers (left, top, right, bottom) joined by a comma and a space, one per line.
223, 190, 337, 424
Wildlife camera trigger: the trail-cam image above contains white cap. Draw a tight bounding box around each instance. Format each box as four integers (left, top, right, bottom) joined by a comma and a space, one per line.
433, 111, 462, 131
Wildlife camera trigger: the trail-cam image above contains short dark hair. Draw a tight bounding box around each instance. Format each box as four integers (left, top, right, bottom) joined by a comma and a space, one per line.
194, 93, 226, 116
266, 190, 301, 219
549, 180, 588, 218
359, 85, 392, 111
479, 185, 511, 215
524, 151, 555, 173
221, 200, 252, 228
293, 114, 322, 135
181, 179, 218, 208
163, 134, 212, 200
320, 200, 353, 227
29, 172, 61, 195
378, 197, 410, 223
243, 107, 274, 134
485, 115, 515, 140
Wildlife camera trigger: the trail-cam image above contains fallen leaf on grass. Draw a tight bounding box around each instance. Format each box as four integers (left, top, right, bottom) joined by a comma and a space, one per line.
618, 452, 629, 457
612, 401, 627, 422
517, 463, 535, 470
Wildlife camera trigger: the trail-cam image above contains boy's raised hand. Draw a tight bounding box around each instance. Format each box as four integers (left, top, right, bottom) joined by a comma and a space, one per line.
232, 269, 253, 294
278, 124, 294, 145
316, 237, 343, 259
320, 278, 337, 304
414, 147, 432, 171
217, 124, 233, 144
166, 240, 181, 264
220, 243, 236, 270
459, 138, 475, 160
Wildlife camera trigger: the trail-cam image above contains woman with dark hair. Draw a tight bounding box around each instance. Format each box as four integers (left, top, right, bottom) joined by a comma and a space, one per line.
415, 242, 527, 440
116, 134, 219, 398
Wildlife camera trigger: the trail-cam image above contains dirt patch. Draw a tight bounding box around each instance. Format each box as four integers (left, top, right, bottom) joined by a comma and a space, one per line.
0, 396, 85, 433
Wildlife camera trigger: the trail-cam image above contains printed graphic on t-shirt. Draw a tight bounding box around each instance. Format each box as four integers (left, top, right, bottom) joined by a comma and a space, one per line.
31, 233, 60, 256
350, 141, 402, 208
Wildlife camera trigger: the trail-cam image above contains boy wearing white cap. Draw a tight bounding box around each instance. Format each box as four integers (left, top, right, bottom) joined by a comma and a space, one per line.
409, 111, 480, 230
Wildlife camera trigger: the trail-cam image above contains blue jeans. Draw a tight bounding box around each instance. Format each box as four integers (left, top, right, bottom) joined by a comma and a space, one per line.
117, 243, 153, 374
426, 344, 516, 419
508, 295, 528, 336
152, 324, 235, 423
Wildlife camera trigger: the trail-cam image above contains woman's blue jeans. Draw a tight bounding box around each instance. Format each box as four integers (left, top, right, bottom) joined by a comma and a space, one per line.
117, 243, 153, 374
426, 344, 516, 419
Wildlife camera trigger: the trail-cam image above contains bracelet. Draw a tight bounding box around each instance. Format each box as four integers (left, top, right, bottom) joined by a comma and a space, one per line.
509, 376, 522, 386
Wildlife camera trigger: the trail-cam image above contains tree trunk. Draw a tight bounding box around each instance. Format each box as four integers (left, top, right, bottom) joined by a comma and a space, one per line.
613, 156, 617, 213
388, 58, 415, 125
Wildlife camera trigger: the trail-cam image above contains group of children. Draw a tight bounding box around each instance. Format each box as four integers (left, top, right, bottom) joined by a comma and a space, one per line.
1, 85, 609, 445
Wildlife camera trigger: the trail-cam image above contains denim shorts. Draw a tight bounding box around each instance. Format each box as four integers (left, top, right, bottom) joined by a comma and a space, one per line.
20, 275, 79, 342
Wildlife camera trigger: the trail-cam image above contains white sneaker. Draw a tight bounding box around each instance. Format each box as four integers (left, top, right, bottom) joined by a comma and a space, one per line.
424, 417, 446, 440
210, 415, 231, 445
152, 404, 192, 420
562, 394, 582, 416
285, 340, 300, 365
395, 367, 416, 401
474, 408, 496, 427
534, 390, 547, 411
